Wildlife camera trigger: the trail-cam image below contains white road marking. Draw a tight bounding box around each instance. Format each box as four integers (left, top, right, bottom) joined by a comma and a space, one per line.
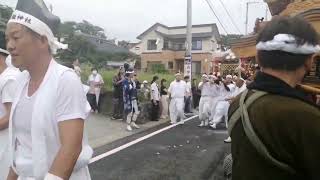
89, 115, 199, 164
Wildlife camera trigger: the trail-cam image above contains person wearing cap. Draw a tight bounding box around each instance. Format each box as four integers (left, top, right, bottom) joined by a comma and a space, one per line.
123, 68, 140, 131
112, 67, 125, 120
229, 17, 320, 179
198, 74, 212, 127
168, 72, 187, 124
5, 0, 92, 179
0, 34, 20, 180
87, 68, 104, 113
184, 75, 192, 114
150, 76, 160, 121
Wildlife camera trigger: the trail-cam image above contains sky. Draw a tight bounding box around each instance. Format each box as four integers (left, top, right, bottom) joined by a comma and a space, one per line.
2, 0, 271, 42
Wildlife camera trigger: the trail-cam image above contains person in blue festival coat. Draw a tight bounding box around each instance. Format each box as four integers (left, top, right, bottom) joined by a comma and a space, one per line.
123, 68, 140, 131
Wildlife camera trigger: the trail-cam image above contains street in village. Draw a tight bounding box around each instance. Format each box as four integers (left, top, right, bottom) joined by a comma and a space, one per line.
86, 114, 230, 180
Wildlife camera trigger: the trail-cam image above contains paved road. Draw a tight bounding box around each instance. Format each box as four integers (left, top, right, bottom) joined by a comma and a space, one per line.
89, 117, 231, 180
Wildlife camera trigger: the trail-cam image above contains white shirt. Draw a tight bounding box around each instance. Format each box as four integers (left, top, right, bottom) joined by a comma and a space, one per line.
13, 83, 36, 177
185, 81, 192, 97
150, 82, 160, 101
209, 83, 220, 97
0, 68, 19, 179
168, 80, 187, 98
233, 83, 247, 97
88, 73, 104, 94
198, 82, 211, 97
74, 66, 81, 78
0, 68, 18, 118
219, 84, 234, 99
12, 71, 88, 177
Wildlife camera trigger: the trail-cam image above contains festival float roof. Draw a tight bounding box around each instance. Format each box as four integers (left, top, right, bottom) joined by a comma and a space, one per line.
230, 0, 320, 58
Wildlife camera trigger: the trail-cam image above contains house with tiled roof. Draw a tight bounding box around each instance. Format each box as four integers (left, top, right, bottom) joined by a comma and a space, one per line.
130, 23, 222, 74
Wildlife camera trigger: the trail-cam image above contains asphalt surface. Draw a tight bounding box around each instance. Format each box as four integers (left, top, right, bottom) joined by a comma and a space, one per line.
89, 117, 231, 180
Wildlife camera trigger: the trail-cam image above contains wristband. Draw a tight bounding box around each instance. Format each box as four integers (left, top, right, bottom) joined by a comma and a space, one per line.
44, 173, 63, 180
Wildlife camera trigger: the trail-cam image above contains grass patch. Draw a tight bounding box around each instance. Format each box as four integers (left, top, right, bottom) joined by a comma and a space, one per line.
80, 64, 179, 92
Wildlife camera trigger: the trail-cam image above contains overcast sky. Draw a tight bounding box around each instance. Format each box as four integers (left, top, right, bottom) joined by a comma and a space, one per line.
2, 0, 270, 42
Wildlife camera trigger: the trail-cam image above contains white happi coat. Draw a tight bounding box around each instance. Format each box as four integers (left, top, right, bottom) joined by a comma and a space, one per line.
0, 68, 19, 180
198, 82, 213, 121
212, 83, 247, 125
9, 60, 92, 180
168, 80, 186, 123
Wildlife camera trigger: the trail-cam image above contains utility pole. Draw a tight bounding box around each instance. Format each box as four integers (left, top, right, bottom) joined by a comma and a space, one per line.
265, 5, 269, 21
245, 2, 249, 35
185, 0, 192, 78
245, 1, 260, 35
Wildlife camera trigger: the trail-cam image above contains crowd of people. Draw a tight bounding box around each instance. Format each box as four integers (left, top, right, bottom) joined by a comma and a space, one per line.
1, 0, 320, 180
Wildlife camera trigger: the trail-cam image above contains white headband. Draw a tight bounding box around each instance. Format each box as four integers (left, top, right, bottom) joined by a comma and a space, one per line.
8, 10, 68, 54
0, 48, 9, 55
256, 34, 320, 55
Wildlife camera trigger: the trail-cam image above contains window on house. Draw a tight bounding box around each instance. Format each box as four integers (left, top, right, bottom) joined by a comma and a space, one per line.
163, 40, 169, 50
192, 40, 202, 50
168, 62, 174, 69
178, 43, 185, 51
147, 40, 157, 50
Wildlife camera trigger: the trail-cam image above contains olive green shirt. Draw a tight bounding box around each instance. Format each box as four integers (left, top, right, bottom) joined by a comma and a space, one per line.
230, 92, 320, 180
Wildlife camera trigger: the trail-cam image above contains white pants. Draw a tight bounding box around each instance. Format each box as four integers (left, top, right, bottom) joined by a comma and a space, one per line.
0, 130, 9, 180
209, 97, 221, 122
127, 99, 140, 124
18, 167, 91, 180
94, 88, 101, 105
169, 98, 185, 123
160, 95, 169, 118
199, 96, 212, 122
211, 101, 230, 127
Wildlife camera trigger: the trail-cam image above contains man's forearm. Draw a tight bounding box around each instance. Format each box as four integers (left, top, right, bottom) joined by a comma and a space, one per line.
0, 116, 9, 130
7, 168, 18, 180
49, 145, 82, 180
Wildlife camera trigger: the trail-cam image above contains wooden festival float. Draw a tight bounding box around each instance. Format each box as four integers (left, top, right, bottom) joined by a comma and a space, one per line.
230, 0, 320, 95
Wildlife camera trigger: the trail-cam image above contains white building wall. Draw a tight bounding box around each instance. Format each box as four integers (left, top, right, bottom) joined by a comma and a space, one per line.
168, 26, 213, 34
140, 31, 164, 53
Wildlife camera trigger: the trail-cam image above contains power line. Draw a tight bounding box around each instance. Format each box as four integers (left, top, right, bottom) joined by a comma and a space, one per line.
218, 0, 242, 34
205, 0, 229, 34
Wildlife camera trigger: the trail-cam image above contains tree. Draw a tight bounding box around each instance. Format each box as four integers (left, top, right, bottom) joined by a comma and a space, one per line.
220, 34, 243, 50
0, 4, 13, 32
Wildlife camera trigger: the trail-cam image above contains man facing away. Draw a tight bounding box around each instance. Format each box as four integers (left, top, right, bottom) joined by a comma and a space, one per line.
229, 16, 320, 180
168, 72, 187, 124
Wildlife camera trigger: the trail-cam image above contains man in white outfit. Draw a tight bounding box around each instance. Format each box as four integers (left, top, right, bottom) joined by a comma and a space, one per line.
210, 78, 247, 143
6, 0, 92, 179
0, 41, 19, 180
208, 75, 222, 125
168, 73, 187, 124
198, 74, 212, 127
